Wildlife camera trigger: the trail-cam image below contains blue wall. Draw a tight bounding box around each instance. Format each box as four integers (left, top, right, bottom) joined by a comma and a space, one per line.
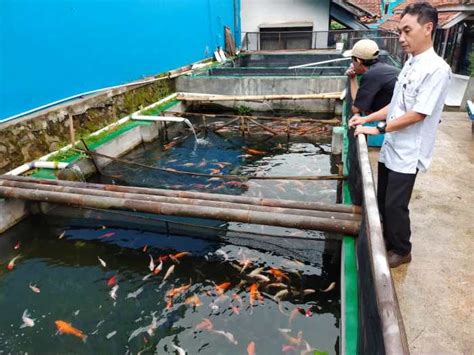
0, 0, 239, 120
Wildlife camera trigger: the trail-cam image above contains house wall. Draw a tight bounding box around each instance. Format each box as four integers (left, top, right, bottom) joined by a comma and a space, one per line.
0, 0, 239, 121
240, 0, 330, 47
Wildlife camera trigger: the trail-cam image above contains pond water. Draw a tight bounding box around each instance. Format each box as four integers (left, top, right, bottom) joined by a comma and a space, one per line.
0, 125, 341, 354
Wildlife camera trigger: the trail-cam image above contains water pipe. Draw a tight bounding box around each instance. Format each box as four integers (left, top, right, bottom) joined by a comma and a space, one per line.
131, 114, 186, 123
289, 57, 351, 69
6, 161, 70, 176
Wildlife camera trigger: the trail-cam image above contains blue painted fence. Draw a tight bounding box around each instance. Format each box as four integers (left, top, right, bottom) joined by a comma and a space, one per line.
0, 0, 239, 121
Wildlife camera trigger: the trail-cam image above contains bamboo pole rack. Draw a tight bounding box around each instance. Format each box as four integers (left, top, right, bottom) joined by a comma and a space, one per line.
0, 175, 361, 235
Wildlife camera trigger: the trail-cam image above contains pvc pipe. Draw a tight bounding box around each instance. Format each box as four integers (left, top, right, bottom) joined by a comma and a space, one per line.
131, 114, 186, 123
289, 57, 351, 69
6, 161, 69, 176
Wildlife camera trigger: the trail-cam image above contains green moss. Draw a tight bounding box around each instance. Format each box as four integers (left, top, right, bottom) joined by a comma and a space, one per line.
142, 99, 179, 116
234, 105, 252, 116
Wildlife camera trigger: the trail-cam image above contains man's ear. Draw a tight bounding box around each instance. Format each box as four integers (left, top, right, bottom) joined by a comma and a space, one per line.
425, 22, 434, 37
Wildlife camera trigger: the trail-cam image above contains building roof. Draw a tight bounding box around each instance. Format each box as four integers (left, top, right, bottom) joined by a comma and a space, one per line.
379, 0, 474, 30
347, 0, 382, 17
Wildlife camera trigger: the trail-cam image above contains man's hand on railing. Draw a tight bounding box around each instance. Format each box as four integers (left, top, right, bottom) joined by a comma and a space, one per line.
354, 125, 378, 136
348, 114, 367, 128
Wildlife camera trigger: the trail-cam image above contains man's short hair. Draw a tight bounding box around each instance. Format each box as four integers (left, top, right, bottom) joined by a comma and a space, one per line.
401, 2, 438, 33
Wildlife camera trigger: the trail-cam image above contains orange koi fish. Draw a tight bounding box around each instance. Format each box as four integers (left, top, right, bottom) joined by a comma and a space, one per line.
247, 341, 256, 355
7, 255, 21, 270
245, 148, 266, 155
184, 294, 203, 307
195, 318, 213, 331
55, 320, 87, 342
107, 275, 117, 287
215, 282, 231, 295
268, 267, 290, 282
249, 283, 263, 306
98, 232, 115, 239
166, 282, 191, 299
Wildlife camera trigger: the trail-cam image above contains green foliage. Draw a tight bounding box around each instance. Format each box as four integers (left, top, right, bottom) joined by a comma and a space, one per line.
235, 105, 252, 116
330, 20, 346, 30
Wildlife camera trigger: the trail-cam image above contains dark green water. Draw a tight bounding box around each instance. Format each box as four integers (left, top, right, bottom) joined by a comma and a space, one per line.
0, 129, 341, 354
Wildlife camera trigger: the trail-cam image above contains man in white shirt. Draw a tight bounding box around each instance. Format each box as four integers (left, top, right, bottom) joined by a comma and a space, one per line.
349, 2, 452, 268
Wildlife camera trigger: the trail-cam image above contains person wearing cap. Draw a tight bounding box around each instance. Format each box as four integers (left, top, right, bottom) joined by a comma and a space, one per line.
344, 39, 400, 115
349, 2, 452, 268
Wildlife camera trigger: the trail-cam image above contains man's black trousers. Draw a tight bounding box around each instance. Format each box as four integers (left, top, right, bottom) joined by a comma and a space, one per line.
377, 162, 418, 256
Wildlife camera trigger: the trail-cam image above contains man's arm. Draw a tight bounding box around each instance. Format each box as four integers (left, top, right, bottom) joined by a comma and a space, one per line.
354, 111, 425, 136
349, 104, 390, 127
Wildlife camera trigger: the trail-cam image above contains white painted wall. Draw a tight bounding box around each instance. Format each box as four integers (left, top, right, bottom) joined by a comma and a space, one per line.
241, 0, 331, 48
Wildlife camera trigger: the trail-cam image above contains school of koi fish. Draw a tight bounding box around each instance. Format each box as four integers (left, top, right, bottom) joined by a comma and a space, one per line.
0, 124, 340, 353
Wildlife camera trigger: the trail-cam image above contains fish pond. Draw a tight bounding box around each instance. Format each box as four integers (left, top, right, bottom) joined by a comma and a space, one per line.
0, 116, 342, 354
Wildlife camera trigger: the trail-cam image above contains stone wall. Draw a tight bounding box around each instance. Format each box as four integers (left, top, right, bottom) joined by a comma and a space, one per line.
0, 79, 175, 174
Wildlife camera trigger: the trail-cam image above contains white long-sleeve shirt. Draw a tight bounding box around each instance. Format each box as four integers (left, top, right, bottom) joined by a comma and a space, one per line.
379, 47, 452, 174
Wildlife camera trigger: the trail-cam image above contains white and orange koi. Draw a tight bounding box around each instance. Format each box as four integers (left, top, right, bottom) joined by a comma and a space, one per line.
148, 254, 155, 272
153, 259, 163, 275
109, 284, 119, 300
7, 255, 21, 270
184, 294, 202, 307
29, 283, 41, 294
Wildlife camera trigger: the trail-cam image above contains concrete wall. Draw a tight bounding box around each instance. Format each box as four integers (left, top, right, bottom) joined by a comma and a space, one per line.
241, 0, 330, 32
0, 0, 238, 120
176, 75, 345, 112
240, 0, 330, 47
0, 79, 174, 174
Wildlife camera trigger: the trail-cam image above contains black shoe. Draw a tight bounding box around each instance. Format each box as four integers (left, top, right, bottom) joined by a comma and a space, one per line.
388, 252, 412, 268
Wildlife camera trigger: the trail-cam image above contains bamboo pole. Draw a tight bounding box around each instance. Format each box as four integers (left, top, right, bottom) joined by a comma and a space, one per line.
0, 179, 360, 222
68, 114, 75, 146
0, 185, 360, 235
247, 117, 279, 135
0, 175, 361, 214
163, 111, 341, 124
177, 92, 343, 102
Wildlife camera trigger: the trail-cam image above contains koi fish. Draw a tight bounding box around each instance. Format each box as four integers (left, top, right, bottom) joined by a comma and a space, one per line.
215, 281, 231, 295
142, 273, 153, 281
279, 329, 303, 346
182, 163, 195, 167
58, 231, 66, 239
126, 287, 144, 299
215, 249, 229, 261
248, 268, 270, 282
249, 283, 263, 306
153, 259, 163, 275
231, 306, 240, 315
55, 320, 87, 342
98, 232, 115, 239
289, 307, 301, 324
267, 267, 290, 282
106, 330, 117, 339
163, 265, 175, 281
7, 255, 21, 270
147, 312, 158, 336
109, 285, 119, 300
195, 318, 213, 331
212, 330, 238, 345
172, 343, 186, 355
245, 148, 266, 155
142, 245, 148, 253
267, 282, 287, 290
107, 275, 117, 287
29, 283, 41, 294
14, 241, 21, 250
148, 254, 155, 272
20, 309, 35, 328
166, 282, 191, 299
321, 282, 336, 292
213, 162, 230, 169
198, 160, 207, 168
97, 256, 107, 268
210, 168, 221, 175
273, 289, 289, 301
239, 257, 252, 273
247, 341, 256, 355
173, 251, 191, 259
282, 344, 298, 352
184, 294, 202, 307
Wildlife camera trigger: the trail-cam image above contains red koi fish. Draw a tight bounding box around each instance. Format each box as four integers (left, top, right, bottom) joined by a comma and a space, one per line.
245, 148, 266, 155
7, 255, 21, 270
98, 232, 115, 239
215, 282, 231, 295
107, 275, 117, 287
